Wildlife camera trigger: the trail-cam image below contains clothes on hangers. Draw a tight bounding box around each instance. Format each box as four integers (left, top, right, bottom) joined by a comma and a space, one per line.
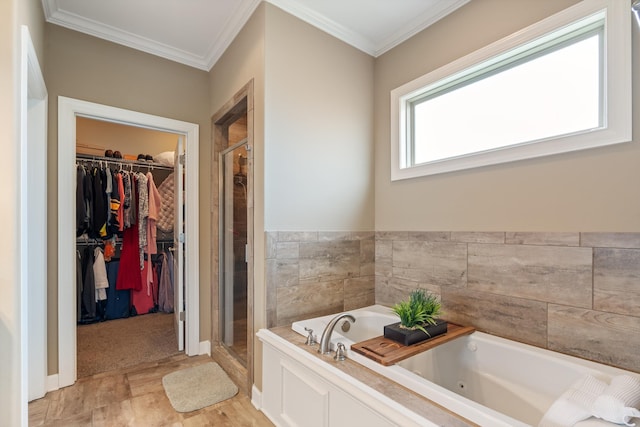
76, 156, 176, 321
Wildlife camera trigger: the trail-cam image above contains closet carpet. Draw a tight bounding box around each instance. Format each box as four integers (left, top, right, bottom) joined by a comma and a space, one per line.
77, 312, 180, 378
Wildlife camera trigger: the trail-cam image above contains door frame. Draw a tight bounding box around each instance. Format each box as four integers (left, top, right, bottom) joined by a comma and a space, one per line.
57, 96, 200, 388
211, 80, 254, 394
20, 25, 48, 407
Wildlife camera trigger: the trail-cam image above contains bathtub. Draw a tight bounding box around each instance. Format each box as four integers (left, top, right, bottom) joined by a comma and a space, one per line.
289, 305, 639, 427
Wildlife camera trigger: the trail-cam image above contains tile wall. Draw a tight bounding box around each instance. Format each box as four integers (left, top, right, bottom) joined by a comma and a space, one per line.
265, 231, 639, 372
375, 232, 640, 373
265, 231, 375, 328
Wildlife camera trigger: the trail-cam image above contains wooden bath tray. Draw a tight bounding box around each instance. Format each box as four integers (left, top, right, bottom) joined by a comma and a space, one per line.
350, 323, 475, 366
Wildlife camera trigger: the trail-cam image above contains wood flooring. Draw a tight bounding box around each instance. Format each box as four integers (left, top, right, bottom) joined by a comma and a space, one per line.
29, 354, 274, 427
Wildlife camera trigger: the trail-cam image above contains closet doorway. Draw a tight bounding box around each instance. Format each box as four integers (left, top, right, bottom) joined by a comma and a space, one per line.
75, 117, 181, 378
57, 97, 200, 389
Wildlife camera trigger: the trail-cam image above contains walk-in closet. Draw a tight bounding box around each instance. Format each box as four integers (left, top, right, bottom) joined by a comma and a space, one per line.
74, 117, 183, 377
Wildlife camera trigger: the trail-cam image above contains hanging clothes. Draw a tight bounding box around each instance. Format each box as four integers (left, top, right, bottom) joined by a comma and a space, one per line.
145, 172, 161, 297
116, 176, 143, 291
105, 260, 131, 320
80, 246, 96, 323
91, 167, 108, 238
93, 247, 109, 302
158, 252, 174, 313
131, 261, 157, 315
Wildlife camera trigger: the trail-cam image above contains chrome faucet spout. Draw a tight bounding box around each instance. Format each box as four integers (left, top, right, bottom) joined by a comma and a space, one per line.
318, 313, 355, 354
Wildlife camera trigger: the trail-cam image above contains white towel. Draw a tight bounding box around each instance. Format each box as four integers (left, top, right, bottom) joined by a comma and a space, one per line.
93, 247, 109, 301
592, 375, 640, 426
539, 375, 608, 427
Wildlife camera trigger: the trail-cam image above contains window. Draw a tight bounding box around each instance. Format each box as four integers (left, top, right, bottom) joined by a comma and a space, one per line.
391, 0, 631, 180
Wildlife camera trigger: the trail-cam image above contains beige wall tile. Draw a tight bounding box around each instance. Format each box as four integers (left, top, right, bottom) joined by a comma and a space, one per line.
548, 305, 640, 372
376, 231, 409, 241
275, 242, 298, 259
360, 239, 375, 276
408, 231, 450, 242
581, 232, 640, 249
276, 280, 344, 326
267, 258, 299, 288
594, 248, 640, 316
505, 232, 579, 246
442, 288, 547, 347
278, 231, 318, 242
392, 240, 467, 287
351, 231, 375, 240
318, 231, 351, 241
451, 232, 505, 244
344, 276, 375, 310
265, 232, 277, 259
299, 241, 360, 283
468, 243, 592, 308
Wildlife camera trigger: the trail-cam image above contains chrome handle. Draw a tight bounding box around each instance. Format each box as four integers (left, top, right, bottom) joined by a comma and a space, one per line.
334, 342, 347, 361
304, 327, 316, 345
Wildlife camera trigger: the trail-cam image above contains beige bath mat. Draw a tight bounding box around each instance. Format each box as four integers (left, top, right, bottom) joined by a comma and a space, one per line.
162, 362, 238, 412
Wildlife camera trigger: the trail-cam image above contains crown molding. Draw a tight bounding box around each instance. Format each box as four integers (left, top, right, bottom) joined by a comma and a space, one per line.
374, 0, 471, 57
204, 0, 262, 70
42, 0, 469, 70
42, 0, 261, 71
265, 0, 470, 58
265, 0, 377, 55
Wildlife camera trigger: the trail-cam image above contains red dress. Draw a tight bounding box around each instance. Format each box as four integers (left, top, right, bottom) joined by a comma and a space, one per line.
116, 177, 142, 292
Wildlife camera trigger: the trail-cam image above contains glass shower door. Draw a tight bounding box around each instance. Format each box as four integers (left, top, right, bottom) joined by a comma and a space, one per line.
221, 142, 248, 366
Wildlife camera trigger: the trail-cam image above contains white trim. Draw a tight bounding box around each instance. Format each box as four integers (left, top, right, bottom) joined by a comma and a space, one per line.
20, 26, 48, 406
391, 0, 632, 180
199, 340, 212, 356
266, 0, 470, 57
42, 0, 261, 71
46, 375, 59, 393
57, 97, 200, 388
251, 384, 262, 409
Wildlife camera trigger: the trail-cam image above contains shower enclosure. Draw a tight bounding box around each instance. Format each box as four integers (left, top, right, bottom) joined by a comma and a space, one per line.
220, 139, 249, 366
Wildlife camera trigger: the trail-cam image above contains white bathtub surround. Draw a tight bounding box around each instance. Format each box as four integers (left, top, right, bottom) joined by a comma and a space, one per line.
278, 306, 640, 427
257, 326, 472, 427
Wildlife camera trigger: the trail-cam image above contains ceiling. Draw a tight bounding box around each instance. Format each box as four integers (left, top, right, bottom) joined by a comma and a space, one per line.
42, 0, 470, 71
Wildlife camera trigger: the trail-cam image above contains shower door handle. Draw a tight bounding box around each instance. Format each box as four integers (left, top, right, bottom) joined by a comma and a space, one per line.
245, 244, 249, 263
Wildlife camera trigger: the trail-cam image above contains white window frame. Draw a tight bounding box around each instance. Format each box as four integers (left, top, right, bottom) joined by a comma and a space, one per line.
390, 0, 631, 180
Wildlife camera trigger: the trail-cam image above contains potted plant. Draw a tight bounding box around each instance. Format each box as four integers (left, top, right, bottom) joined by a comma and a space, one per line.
384, 289, 447, 346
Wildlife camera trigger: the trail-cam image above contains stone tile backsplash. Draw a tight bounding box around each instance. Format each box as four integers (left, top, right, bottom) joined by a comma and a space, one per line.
375, 231, 640, 373
265, 231, 375, 328
265, 230, 640, 372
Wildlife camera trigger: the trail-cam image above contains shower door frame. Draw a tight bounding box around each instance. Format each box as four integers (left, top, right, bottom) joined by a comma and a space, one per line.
211, 80, 254, 394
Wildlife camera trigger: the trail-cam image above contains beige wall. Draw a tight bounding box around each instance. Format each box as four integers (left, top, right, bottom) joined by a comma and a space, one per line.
209, 2, 266, 389
264, 4, 375, 231
1, 0, 45, 424
44, 24, 211, 374
371, 0, 640, 232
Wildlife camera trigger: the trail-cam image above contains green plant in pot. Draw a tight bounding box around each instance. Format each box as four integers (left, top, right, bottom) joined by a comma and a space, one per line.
384, 289, 448, 346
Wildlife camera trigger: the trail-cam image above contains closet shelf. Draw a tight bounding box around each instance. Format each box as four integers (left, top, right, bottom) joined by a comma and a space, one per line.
76, 153, 174, 171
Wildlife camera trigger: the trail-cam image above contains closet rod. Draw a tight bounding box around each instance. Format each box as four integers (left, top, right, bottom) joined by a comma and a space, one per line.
76, 237, 175, 246
76, 153, 174, 171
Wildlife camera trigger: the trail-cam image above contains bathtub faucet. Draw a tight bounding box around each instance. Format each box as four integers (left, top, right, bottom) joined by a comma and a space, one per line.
318, 313, 355, 354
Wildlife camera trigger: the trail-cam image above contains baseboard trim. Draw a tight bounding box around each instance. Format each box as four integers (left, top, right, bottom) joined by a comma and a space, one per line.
46, 374, 59, 392
199, 340, 211, 356
251, 384, 262, 409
